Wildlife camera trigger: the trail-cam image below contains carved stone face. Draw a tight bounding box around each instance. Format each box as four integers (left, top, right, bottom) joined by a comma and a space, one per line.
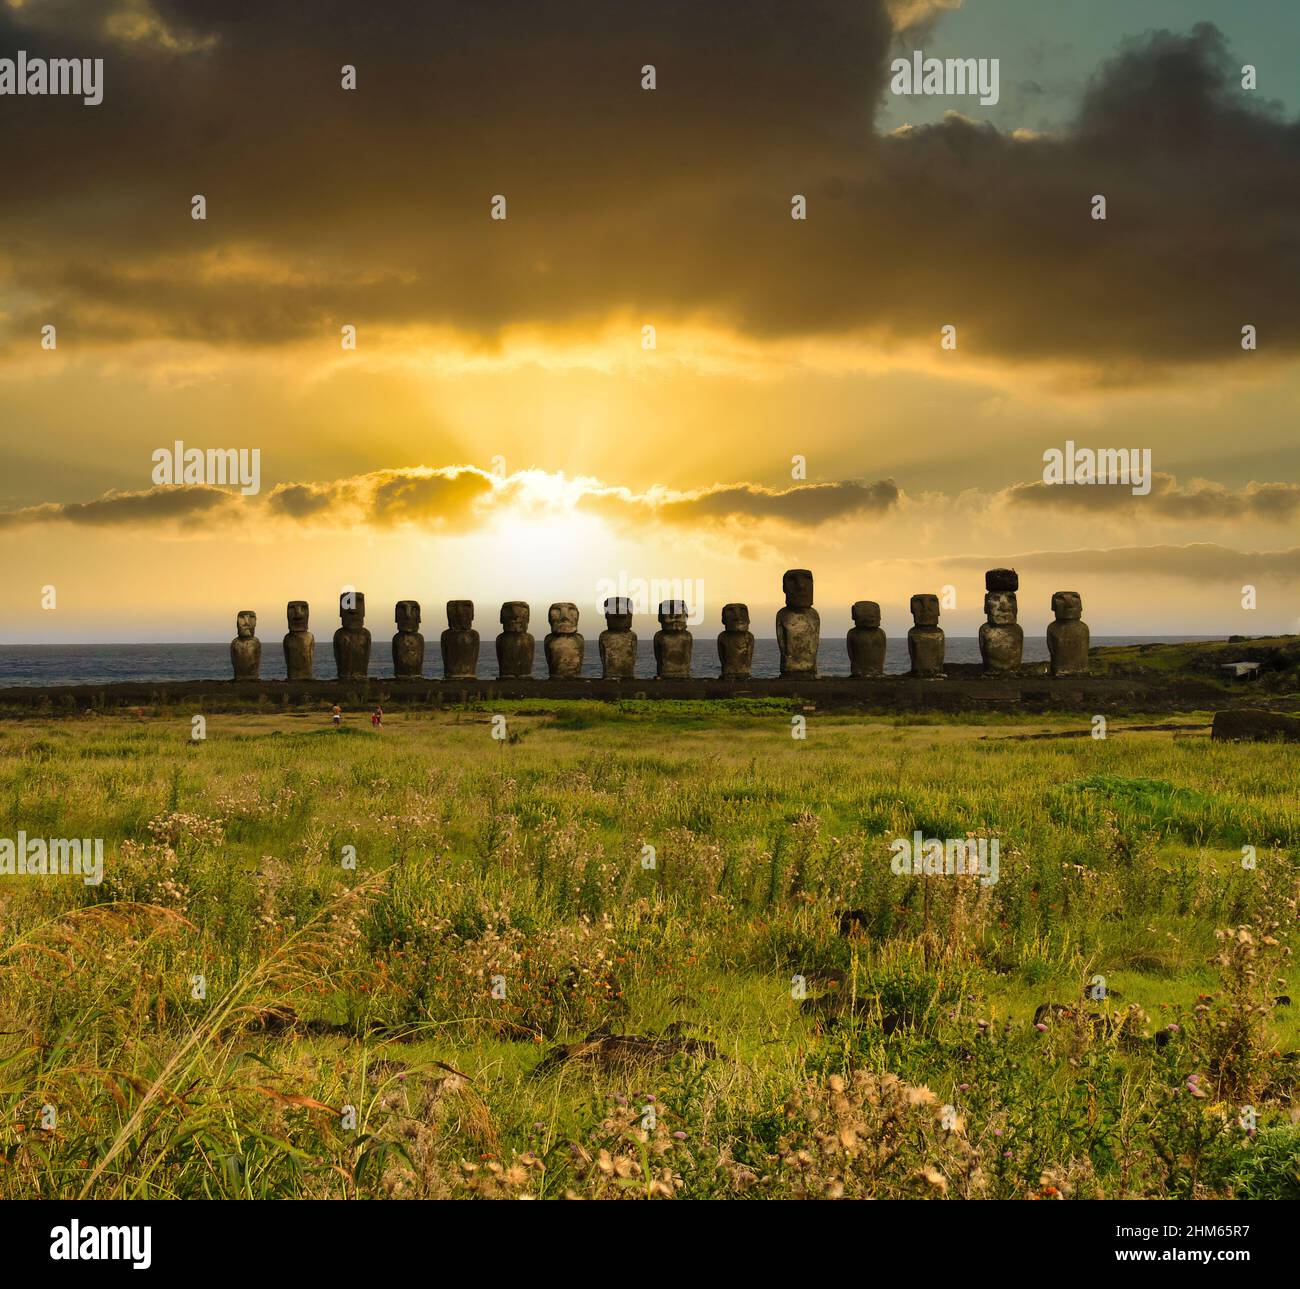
782, 569, 814, 610
1052, 591, 1083, 621
287, 600, 309, 632
984, 591, 1017, 626
446, 600, 474, 631
236, 610, 257, 639
985, 568, 1019, 594
339, 591, 366, 628
658, 600, 688, 631
910, 594, 940, 627
851, 600, 881, 629
395, 600, 421, 632
548, 602, 579, 634
721, 602, 750, 632
500, 601, 530, 632
603, 596, 633, 631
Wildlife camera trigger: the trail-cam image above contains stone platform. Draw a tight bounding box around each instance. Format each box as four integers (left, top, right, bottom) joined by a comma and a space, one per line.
0, 667, 1244, 716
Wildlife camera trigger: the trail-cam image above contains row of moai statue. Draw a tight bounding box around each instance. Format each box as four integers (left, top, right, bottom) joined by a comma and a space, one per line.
229, 570, 1090, 681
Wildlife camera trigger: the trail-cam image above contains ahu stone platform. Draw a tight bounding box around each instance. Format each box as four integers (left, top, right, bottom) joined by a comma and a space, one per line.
0, 670, 1244, 716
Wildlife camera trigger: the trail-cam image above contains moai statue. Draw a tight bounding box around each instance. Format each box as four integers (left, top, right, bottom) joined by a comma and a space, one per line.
230, 610, 261, 680
979, 569, 1024, 674
907, 594, 945, 678
717, 603, 754, 680
654, 600, 693, 679
392, 600, 424, 679
599, 596, 637, 679
441, 600, 479, 679
1047, 591, 1090, 676
333, 591, 371, 681
283, 601, 314, 680
776, 568, 820, 677
496, 602, 534, 679
544, 602, 584, 678
847, 601, 886, 678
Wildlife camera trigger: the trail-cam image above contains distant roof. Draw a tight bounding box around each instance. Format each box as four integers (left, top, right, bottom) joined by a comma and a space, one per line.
1220, 661, 1262, 676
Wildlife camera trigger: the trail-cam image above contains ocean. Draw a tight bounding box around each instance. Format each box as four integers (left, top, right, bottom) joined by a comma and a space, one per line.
0, 638, 1217, 687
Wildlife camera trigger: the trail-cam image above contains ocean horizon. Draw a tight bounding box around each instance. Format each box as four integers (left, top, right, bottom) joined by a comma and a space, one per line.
0, 636, 1223, 687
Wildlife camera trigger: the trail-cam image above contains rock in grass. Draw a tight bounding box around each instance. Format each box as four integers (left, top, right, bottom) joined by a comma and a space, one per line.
1211, 708, 1300, 742
532, 1029, 717, 1076
800, 993, 914, 1035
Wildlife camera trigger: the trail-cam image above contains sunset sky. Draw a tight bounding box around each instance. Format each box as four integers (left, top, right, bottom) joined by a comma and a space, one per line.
2, 0, 1299, 642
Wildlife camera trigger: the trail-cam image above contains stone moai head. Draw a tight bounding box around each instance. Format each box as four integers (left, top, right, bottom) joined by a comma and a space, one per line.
852, 600, 881, 629
287, 600, 310, 632
395, 600, 421, 633
984, 591, 1018, 626
447, 600, 474, 631
548, 602, 579, 634
985, 568, 1019, 594
1052, 591, 1083, 621
339, 591, 366, 627
658, 599, 688, 631
236, 610, 257, 639
721, 602, 750, 632
604, 596, 634, 631
910, 594, 940, 627
500, 601, 530, 632
782, 568, 815, 610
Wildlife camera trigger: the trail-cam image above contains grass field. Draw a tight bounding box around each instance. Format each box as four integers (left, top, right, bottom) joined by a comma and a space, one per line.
1, 701, 1297, 1199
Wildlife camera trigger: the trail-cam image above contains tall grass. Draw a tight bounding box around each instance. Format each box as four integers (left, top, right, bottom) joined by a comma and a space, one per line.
0, 705, 1295, 1198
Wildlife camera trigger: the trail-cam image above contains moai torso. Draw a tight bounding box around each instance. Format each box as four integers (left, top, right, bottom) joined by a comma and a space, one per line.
1047, 591, 1090, 676
776, 569, 820, 677
333, 592, 372, 681
599, 597, 637, 679
979, 570, 1023, 673
283, 600, 314, 680
392, 600, 425, 678
717, 603, 754, 679
847, 600, 886, 677
654, 600, 692, 679
441, 600, 479, 679
907, 594, 945, 678
544, 603, 584, 678
231, 610, 261, 680
496, 602, 534, 678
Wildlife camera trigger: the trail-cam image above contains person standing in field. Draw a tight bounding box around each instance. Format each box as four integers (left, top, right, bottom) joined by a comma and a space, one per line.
331, 704, 342, 727
371, 705, 383, 728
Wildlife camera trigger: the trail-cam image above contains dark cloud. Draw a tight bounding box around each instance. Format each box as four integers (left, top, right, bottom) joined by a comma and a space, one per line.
576, 478, 900, 528
0, 485, 237, 529
263, 468, 494, 525
944, 543, 1300, 582
1, 6, 1295, 371
650, 479, 899, 526
0, 467, 890, 532
1004, 475, 1300, 521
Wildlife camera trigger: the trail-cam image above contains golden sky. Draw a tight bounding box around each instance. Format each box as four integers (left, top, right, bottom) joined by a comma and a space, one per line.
2, 0, 1298, 641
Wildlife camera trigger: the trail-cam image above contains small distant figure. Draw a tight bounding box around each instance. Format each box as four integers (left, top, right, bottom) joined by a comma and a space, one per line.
331, 704, 342, 727
371, 705, 383, 728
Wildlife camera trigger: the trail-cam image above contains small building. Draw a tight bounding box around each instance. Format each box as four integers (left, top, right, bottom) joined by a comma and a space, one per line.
1220, 661, 1262, 680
